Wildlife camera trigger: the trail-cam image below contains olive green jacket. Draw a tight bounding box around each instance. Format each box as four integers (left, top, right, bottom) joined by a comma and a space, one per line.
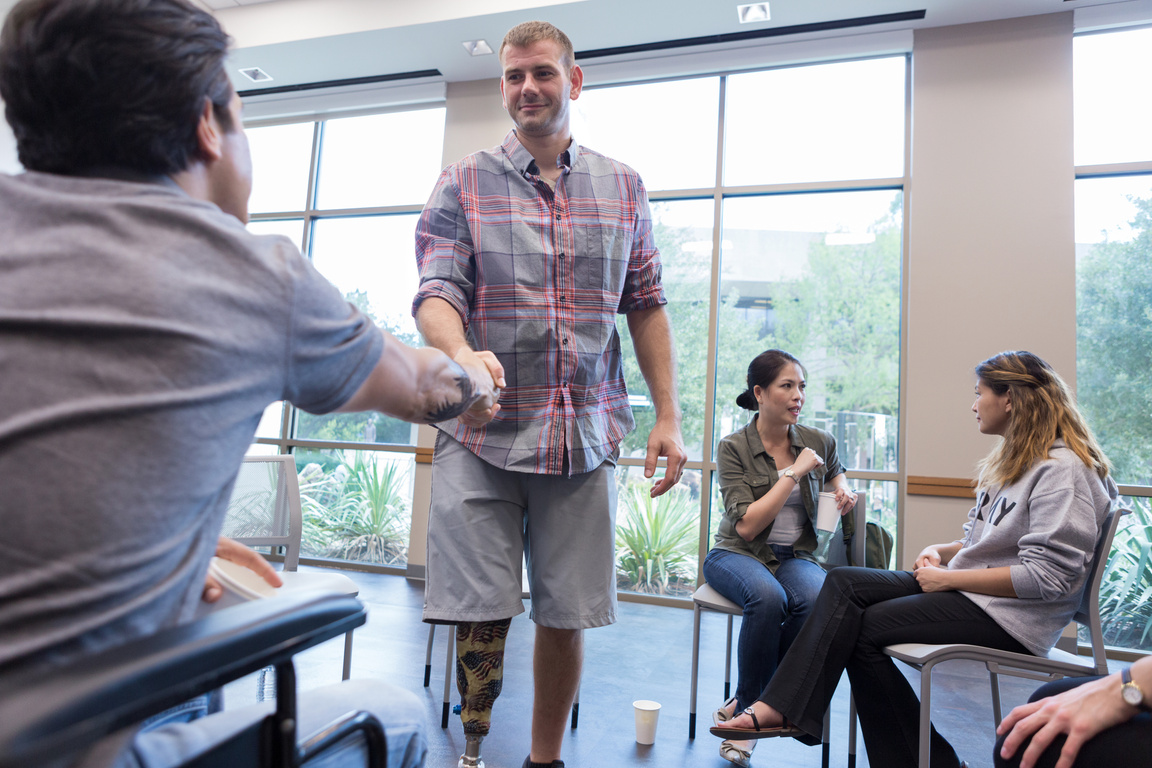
711, 416, 850, 572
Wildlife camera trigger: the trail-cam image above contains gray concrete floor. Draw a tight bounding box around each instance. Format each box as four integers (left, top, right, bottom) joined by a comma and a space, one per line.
223, 565, 1118, 768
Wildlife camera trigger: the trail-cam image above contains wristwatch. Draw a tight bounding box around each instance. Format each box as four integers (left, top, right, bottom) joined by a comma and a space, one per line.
1121, 667, 1150, 711
782, 468, 798, 484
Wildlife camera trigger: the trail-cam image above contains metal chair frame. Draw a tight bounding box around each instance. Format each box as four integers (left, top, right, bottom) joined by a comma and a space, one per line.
225, 455, 358, 680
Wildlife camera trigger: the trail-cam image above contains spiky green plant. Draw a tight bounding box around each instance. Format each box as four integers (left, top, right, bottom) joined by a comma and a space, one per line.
615, 482, 698, 595
299, 452, 412, 565
1093, 498, 1152, 651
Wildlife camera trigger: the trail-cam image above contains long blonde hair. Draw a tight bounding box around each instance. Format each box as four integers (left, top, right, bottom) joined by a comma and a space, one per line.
975, 351, 1110, 487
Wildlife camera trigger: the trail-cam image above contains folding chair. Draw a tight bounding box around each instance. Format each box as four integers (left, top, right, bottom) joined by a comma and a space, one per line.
883, 505, 1129, 768
222, 455, 360, 680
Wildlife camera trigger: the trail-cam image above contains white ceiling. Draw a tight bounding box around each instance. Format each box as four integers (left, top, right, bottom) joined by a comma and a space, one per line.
1, 0, 1150, 90
211, 0, 1151, 89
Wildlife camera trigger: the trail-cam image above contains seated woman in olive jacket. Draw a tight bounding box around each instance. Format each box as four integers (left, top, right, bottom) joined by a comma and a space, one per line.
702, 349, 856, 768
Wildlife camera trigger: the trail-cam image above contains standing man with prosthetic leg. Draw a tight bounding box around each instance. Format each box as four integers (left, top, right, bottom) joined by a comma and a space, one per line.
413, 20, 687, 768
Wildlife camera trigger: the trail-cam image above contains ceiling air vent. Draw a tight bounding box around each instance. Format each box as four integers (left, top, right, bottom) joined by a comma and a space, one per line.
239, 67, 273, 83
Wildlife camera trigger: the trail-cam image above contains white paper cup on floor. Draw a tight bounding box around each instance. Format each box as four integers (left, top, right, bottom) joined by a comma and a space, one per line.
817, 492, 840, 533
633, 700, 661, 744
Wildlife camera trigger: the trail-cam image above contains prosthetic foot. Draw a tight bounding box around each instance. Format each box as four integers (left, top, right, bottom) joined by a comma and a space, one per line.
455, 619, 511, 768
458, 733, 485, 768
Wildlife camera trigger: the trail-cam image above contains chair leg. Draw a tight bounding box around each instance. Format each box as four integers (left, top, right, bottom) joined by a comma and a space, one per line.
571, 683, 580, 729
918, 663, 934, 768
724, 614, 734, 701
848, 692, 857, 768
442, 624, 454, 729
342, 630, 353, 681
689, 604, 702, 739
424, 624, 436, 688
821, 705, 831, 768
990, 670, 1002, 725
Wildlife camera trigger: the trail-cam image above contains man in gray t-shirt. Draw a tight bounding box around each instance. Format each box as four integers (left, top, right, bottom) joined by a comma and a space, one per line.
0, 0, 500, 766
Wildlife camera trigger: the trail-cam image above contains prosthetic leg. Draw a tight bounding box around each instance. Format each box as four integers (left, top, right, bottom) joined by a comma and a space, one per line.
455, 619, 512, 768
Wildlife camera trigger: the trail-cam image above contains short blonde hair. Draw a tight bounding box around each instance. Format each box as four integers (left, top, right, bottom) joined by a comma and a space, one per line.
499, 21, 575, 70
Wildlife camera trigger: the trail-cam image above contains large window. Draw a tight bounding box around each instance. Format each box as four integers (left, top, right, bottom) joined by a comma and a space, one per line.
574, 56, 907, 597
245, 106, 446, 570
244, 55, 907, 592
1074, 26, 1152, 653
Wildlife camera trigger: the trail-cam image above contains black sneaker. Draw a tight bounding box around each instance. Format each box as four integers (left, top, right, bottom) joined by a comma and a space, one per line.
522, 758, 565, 768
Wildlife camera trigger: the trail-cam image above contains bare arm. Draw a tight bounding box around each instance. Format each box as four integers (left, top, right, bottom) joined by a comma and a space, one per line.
413, 297, 504, 427
626, 304, 686, 497
334, 323, 492, 424
998, 655, 1152, 768
915, 564, 1017, 596
414, 296, 472, 359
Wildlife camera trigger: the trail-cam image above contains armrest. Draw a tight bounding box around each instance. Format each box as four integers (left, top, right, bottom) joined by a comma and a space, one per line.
0, 590, 366, 768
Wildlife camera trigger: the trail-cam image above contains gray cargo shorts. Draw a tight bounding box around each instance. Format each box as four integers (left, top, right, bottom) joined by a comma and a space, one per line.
422, 432, 618, 629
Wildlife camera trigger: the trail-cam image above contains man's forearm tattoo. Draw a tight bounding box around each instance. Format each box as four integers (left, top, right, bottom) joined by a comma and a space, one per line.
424, 371, 476, 423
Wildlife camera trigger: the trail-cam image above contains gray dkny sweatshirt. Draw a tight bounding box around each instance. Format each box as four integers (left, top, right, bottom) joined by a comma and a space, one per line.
949, 440, 1118, 657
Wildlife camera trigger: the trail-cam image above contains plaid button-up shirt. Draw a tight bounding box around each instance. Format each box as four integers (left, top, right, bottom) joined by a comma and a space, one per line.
413, 130, 666, 475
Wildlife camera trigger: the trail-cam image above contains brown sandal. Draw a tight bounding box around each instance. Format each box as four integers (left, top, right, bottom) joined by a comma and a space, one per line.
709, 706, 805, 740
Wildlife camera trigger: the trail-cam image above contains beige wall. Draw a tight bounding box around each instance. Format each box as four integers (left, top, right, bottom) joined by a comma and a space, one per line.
440, 78, 511, 167
901, 13, 1075, 565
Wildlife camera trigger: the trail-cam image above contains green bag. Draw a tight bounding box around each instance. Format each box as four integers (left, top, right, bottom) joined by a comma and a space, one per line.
849, 521, 894, 570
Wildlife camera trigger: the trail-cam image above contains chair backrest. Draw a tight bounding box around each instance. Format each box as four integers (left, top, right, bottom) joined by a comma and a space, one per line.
1074, 504, 1129, 674
219, 455, 303, 570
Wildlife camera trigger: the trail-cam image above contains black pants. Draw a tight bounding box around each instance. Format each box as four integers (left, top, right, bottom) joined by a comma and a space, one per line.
993, 676, 1152, 767
758, 567, 1029, 768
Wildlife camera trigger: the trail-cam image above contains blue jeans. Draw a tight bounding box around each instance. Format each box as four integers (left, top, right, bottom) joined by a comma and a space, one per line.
107, 680, 427, 768
702, 546, 827, 711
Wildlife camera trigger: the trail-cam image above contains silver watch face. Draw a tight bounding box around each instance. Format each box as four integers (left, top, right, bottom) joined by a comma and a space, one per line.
1123, 683, 1144, 707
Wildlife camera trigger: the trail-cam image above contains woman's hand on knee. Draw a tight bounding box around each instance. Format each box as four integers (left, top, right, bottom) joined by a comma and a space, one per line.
913, 565, 953, 592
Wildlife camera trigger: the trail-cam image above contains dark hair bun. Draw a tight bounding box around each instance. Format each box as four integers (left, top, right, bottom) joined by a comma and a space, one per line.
736, 389, 757, 411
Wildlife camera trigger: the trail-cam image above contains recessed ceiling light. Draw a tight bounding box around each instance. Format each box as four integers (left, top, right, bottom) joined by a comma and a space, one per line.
462, 39, 494, 57
238, 66, 273, 83
737, 2, 770, 24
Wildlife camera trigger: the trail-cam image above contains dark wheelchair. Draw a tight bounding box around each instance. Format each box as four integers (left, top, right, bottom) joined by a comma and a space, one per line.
0, 591, 387, 768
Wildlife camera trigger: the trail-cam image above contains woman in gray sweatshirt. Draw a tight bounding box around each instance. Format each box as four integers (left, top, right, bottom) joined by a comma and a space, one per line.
710, 350, 1118, 768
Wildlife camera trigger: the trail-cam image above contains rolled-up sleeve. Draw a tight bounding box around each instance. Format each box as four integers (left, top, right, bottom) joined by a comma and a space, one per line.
1009, 480, 1098, 601
717, 439, 757, 524
413, 168, 475, 329
617, 176, 665, 314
